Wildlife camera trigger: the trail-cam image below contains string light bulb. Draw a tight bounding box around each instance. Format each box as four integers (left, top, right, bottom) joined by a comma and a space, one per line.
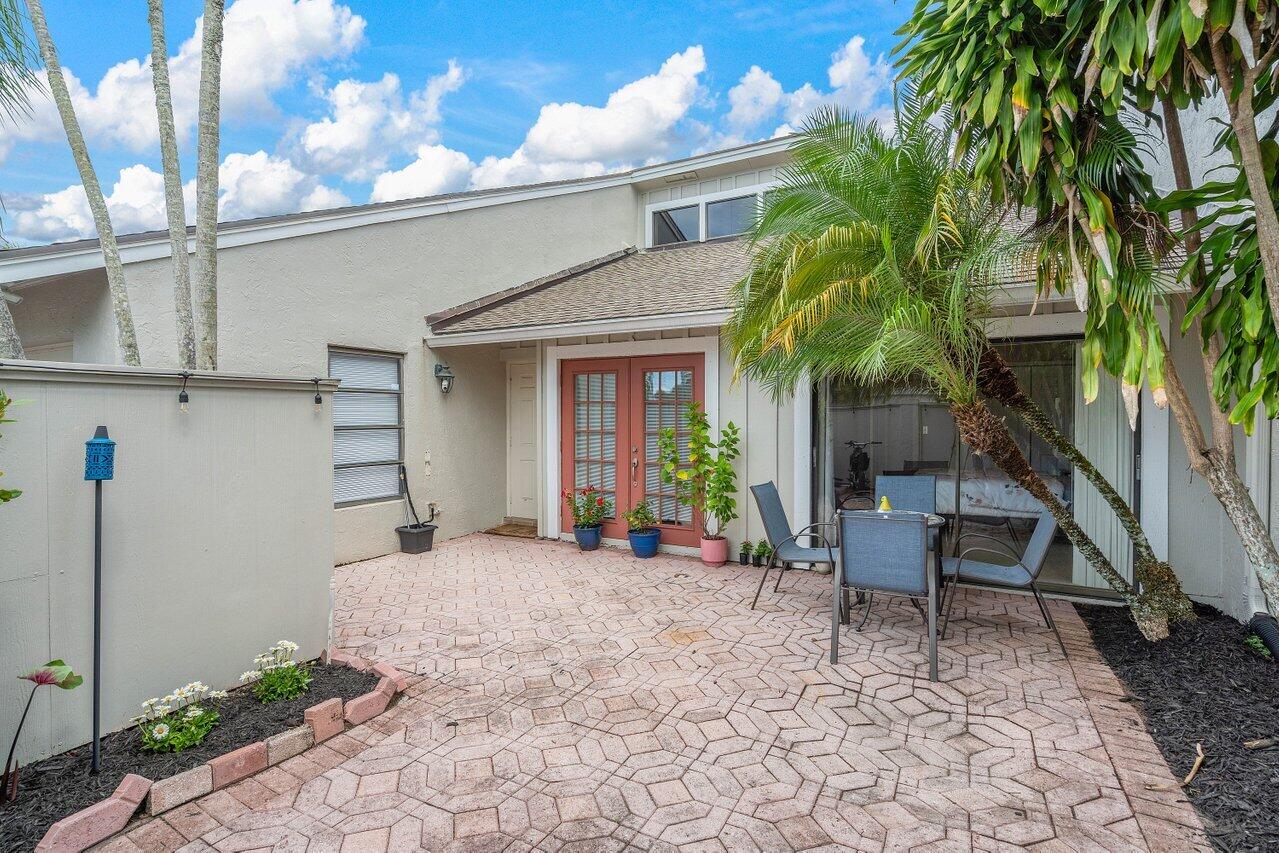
177, 372, 191, 414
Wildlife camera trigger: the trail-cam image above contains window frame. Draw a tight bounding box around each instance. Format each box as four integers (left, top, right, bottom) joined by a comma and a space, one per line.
643, 185, 772, 248
329, 346, 405, 508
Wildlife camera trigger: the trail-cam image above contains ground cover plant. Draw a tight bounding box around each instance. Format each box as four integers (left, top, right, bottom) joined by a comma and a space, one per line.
0, 661, 378, 853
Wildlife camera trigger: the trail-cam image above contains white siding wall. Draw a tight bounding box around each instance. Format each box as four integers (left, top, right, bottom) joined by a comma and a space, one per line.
0, 363, 334, 763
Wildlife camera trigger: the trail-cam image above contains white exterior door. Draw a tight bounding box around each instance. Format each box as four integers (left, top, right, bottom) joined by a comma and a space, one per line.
506, 361, 538, 520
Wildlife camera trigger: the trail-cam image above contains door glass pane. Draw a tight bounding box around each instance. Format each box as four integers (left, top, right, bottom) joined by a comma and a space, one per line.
571, 371, 617, 515
643, 369, 694, 525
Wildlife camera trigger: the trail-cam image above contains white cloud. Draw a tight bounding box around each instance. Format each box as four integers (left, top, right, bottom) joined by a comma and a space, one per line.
0, 0, 365, 159
468, 46, 706, 191
217, 151, 349, 220
5, 151, 346, 242
369, 144, 475, 202
297, 61, 465, 181
726, 66, 783, 129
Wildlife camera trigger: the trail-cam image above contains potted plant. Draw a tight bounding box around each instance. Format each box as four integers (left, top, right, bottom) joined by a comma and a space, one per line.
657, 402, 741, 566
563, 486, 611, 551
738, 539, 752, 565
622, 501, 661, 558
753, 540, 772, 567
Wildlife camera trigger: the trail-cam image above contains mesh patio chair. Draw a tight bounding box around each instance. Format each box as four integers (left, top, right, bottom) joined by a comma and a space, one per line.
835, 510, 939, 680
940, 509, 1065, 654
749, 482, 838, 611
875, 474, 939, 546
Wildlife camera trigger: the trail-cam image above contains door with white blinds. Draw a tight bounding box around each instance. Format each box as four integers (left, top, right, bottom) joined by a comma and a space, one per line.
330, 349, 403, 505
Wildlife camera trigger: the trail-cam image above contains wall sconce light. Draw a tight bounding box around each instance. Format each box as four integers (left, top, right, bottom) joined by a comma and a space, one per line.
177, 371, 191, 414
312, 377, 323, 413
434, 363, 455, 395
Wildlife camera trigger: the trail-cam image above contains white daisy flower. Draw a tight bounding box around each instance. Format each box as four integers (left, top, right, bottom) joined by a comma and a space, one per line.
151, 723, 170, 739
240, 670, 261, 682
210, 690, 228, 699
156, 704, 172, 715
185, 707, 203, 719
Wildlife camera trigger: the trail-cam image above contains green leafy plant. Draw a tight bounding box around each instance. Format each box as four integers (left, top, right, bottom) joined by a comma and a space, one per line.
3, 660, 82, 801
133, 680, 225, 753
562, 486, 612, 528
622, 501, 658, 532
1245, 634, 1274, 661
656, 402, 740, 540
753, 540, 773, 558
739, 539, 752, 555
240, 640, 312, 703
0, 390, 19, 504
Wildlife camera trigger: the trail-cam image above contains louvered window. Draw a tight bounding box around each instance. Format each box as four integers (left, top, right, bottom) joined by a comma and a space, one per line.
329, 349, 403, 505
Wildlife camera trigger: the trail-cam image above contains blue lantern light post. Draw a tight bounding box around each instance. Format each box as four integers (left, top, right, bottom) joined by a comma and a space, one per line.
84, 426, 114, 775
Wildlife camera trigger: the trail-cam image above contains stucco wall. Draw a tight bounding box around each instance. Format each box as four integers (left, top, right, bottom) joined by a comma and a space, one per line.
12, 185, 639, 563
0, 362, 334, 763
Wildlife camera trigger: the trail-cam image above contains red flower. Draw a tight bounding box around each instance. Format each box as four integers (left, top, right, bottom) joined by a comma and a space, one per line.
596, 497, 604, 506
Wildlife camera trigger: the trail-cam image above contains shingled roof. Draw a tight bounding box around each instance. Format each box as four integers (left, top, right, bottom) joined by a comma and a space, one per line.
427, 238, 751, 336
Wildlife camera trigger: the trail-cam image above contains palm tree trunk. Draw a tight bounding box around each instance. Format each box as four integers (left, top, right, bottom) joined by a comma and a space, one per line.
27, 0, 140, 366
194, 0, 224, 371
0, 297, 23, 358
147, 0, 195, 370
976, 347, 1194, 623
950, 399, 1171, 640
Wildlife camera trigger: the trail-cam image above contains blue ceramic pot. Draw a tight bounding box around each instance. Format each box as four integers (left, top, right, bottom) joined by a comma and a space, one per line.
627, 528, 660, 558
572, 525, 602, 551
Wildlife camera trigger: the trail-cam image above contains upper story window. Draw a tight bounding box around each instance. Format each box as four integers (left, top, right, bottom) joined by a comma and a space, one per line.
652, 204, 699, 246
648, 193, 759, 247
329, 348, 403, 506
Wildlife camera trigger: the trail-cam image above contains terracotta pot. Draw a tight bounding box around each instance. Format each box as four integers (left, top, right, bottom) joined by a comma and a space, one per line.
700, 536, 729, 566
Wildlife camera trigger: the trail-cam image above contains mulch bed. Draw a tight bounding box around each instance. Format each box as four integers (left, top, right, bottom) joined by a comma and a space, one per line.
0, 661, 379, 853
1077, 602, 1279, 852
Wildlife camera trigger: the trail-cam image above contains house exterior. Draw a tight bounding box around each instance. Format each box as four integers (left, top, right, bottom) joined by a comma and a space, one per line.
1, 136, 1270, 622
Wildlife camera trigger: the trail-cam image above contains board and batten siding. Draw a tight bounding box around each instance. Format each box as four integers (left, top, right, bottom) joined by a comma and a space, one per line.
0, 362, 334, 764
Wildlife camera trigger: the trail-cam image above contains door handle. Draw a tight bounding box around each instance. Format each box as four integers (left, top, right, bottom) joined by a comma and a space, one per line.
631, 446, 639, 485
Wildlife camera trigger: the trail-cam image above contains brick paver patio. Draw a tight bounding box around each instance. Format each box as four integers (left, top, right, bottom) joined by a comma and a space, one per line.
105, 534, 1208, 851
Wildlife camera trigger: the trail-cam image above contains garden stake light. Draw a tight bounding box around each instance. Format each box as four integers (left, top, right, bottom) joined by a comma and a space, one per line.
84, 425, 115, 775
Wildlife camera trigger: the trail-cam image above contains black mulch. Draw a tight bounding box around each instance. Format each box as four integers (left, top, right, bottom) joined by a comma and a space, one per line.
1077, 602, 1279, 852
0, 662, 380, 853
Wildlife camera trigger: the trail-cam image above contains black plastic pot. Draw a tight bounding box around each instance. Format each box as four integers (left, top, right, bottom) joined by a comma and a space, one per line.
738, 552, 750, 565
397, 523, 437, 554
751, 554, 763, 567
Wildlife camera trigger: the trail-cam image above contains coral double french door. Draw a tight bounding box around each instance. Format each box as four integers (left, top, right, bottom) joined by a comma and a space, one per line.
560, 354, 704, 546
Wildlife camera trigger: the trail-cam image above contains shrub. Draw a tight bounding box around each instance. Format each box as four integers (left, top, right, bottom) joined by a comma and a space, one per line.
739, 539, 752, 555
622, 501, 658, 532
656, 402, 740, 539
754, 540, 773, 558
563, 487, 612, 528
240, 640, 312, 703
133, 681, 225, 753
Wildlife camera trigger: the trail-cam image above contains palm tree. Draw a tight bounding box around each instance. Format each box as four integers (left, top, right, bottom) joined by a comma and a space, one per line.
727, 103, 1186, 639
0, 0, 38, 359
194, 0, 224, 370
27, 0, 141, 366
147, 0, 195, 369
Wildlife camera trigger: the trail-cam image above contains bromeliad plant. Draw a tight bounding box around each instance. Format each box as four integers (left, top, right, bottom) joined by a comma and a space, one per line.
3, 660, 82, 802
562, 487, 612, 529
133, 680, 225, 753
656, 402, 741, 540
239, 640, 311, 703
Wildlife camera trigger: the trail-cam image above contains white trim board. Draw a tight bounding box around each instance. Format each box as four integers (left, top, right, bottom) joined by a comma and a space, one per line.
543, 335, 721, 541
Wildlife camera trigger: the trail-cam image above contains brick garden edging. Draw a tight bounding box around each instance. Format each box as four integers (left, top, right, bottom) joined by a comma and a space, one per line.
34, 649, 407, 853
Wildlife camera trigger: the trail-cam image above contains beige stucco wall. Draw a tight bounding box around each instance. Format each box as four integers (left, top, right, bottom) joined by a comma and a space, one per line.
12, 185, 639, 564
0, 363, 334, 763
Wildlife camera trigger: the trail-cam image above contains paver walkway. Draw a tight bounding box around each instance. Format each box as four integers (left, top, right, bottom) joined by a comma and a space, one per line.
105, 534, 1208, 851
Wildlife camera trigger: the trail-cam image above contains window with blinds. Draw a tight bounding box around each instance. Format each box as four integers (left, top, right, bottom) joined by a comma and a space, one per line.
329, 349, 403, 505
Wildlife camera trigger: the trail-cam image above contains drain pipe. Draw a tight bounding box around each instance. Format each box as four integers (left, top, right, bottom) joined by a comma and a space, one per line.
1249, 611, 1279, 659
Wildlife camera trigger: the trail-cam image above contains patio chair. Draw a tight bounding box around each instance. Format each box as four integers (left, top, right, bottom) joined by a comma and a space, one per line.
940, 509, 1065, 655
749, 482, 838, 611
834, 510, 939, 680
875, 474, 939, 546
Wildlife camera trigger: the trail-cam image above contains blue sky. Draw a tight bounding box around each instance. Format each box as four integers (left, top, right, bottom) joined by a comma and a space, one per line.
1, 0, 906, 245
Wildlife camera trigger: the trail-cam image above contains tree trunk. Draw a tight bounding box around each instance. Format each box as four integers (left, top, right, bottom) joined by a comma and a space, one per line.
147, 0, 195, 370
950, 399, 1171, 639
976, 347, 1194, 623
1208, 35, 1279, 335
0, 298, 23, 358
194, 0, 224, 371
27, 0, 140, 366
1161, 94, 1279, 616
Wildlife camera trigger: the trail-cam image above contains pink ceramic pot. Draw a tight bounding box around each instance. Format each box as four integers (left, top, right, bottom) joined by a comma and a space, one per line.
700, 536, 729, 567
